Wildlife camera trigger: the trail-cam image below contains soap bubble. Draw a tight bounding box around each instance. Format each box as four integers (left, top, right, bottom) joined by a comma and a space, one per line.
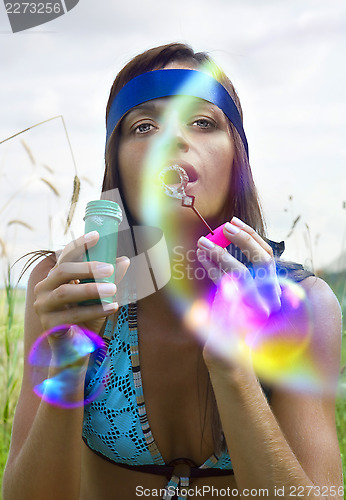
28, 324, 105, 408
183, 275, 331, 394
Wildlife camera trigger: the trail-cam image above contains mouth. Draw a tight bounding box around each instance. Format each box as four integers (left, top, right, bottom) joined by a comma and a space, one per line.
159, 163, 199, 200
168, 162, 199, 184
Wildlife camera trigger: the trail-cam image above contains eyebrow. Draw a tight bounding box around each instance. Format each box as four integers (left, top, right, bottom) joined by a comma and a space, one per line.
123, 98, 220, 122
121, 102, 162, 126
127, 101, 164, 115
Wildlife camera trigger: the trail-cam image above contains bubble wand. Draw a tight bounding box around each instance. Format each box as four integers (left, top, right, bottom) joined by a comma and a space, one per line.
160, 165, 231, 248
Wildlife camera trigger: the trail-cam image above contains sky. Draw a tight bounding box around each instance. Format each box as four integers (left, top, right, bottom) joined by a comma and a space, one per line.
0, 0, 345, 285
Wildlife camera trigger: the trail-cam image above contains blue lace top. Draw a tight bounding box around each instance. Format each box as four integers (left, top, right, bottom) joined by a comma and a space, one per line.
82, 303, 232, 469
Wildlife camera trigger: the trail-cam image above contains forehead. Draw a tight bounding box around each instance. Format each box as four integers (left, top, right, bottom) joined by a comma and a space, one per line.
122, 96, 227, 122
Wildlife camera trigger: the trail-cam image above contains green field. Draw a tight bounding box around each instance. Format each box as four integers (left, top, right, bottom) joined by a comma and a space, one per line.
0, 277, 345, 498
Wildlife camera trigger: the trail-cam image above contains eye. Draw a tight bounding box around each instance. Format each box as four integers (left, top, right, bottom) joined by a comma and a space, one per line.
134, 122, 155, 134
192, 118, 216, 129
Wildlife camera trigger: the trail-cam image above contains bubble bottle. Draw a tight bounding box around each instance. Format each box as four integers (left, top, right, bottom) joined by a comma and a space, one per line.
81, 200, 123, 305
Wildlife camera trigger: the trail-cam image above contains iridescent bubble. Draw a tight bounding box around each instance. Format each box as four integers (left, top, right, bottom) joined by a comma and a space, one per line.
28, 324, 105, 408
248, 278, 315, 388
183, 275, 329, 393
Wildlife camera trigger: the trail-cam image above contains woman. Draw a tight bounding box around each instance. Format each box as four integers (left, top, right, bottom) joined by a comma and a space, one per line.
3, 43, 343, 500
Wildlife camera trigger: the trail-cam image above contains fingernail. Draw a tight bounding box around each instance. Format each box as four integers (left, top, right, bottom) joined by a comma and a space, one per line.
231, 217, 245, 227
95, 263, 114, 276
97, 283, 117, 296
85, 231, 99, 242
103, 302, 119, 312
224, 222, 241, 235
117, 256, 130, 265
198, 236, 215, 249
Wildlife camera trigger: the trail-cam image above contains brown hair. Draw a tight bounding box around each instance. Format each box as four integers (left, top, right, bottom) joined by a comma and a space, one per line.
102, 42, 266, 236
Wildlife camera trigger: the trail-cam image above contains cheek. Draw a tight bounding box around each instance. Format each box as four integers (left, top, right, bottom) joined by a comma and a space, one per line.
118, 143, 139, 210
206, 138, 233, 183
118, 141, 153, 219
203, 138, 234, 214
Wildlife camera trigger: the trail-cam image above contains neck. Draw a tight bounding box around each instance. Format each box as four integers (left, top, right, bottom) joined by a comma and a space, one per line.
141, 225, 217, 316
128, 204, 221, 313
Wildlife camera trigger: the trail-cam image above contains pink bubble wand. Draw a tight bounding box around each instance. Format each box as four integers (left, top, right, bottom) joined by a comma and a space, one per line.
159, 165, 230, 247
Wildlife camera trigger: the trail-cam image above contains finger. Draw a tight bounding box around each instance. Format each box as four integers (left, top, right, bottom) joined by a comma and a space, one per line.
44, 260, 115, 289
40, 281, 117, 311
48, 257, 130, 288
42, 301, 119, 331
56, 231, 100, 265
197, 237, 249, 276
254, 266, 282, 313
196, 237, 277, 314
222, 221, 282, 302
199, 224, 282, 316
230, 217, 274, 256
196, 248, 223, 284
114, 256, 130, 284
223, 222, 273, 268
224, 221, 281, 297
196, 246, 265, 313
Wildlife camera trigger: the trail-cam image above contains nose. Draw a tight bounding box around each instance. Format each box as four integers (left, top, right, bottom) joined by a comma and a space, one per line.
168, 118, 189, 153
174, 135, 189, 152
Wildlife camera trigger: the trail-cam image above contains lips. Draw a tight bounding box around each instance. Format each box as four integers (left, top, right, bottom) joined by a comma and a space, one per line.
169, 162, 198, 183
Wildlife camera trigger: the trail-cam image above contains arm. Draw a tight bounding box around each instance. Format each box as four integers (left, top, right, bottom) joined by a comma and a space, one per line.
2, 233, 129, 500
207, 281, 342, 498
3, 257, 87, 500
197, 223, 343, 499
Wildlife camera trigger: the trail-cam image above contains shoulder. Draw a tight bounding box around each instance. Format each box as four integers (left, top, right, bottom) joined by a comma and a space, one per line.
276, 275, 342, 393
300, 274, 341, 307
300, 276, 342, 357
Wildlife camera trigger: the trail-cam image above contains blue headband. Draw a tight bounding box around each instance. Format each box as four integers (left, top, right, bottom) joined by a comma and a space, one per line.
106, 69, 248, 157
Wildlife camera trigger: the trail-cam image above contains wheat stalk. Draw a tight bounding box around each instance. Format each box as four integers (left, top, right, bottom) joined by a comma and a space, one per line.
0, 238, 8, 258
20, 139, 36, 166
286, 215, 301, 239
42, 164, 54, 174
7, 220, 34, 230
40, 178, 60, 197
64, 174, 81, 234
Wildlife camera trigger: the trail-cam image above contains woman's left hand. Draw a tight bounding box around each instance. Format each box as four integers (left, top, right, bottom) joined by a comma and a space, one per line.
196, 217, 282, 371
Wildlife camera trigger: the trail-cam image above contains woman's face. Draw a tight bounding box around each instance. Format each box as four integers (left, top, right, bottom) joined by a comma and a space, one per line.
117, 63, 235, 225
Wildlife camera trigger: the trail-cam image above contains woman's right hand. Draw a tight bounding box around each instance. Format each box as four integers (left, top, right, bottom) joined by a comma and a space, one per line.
33, 231, 130, 336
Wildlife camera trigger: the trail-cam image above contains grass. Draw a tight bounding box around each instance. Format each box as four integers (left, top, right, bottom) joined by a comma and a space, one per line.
321, 270, 346, 489
0, 282, 25, 497
0, 122, 80, 498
